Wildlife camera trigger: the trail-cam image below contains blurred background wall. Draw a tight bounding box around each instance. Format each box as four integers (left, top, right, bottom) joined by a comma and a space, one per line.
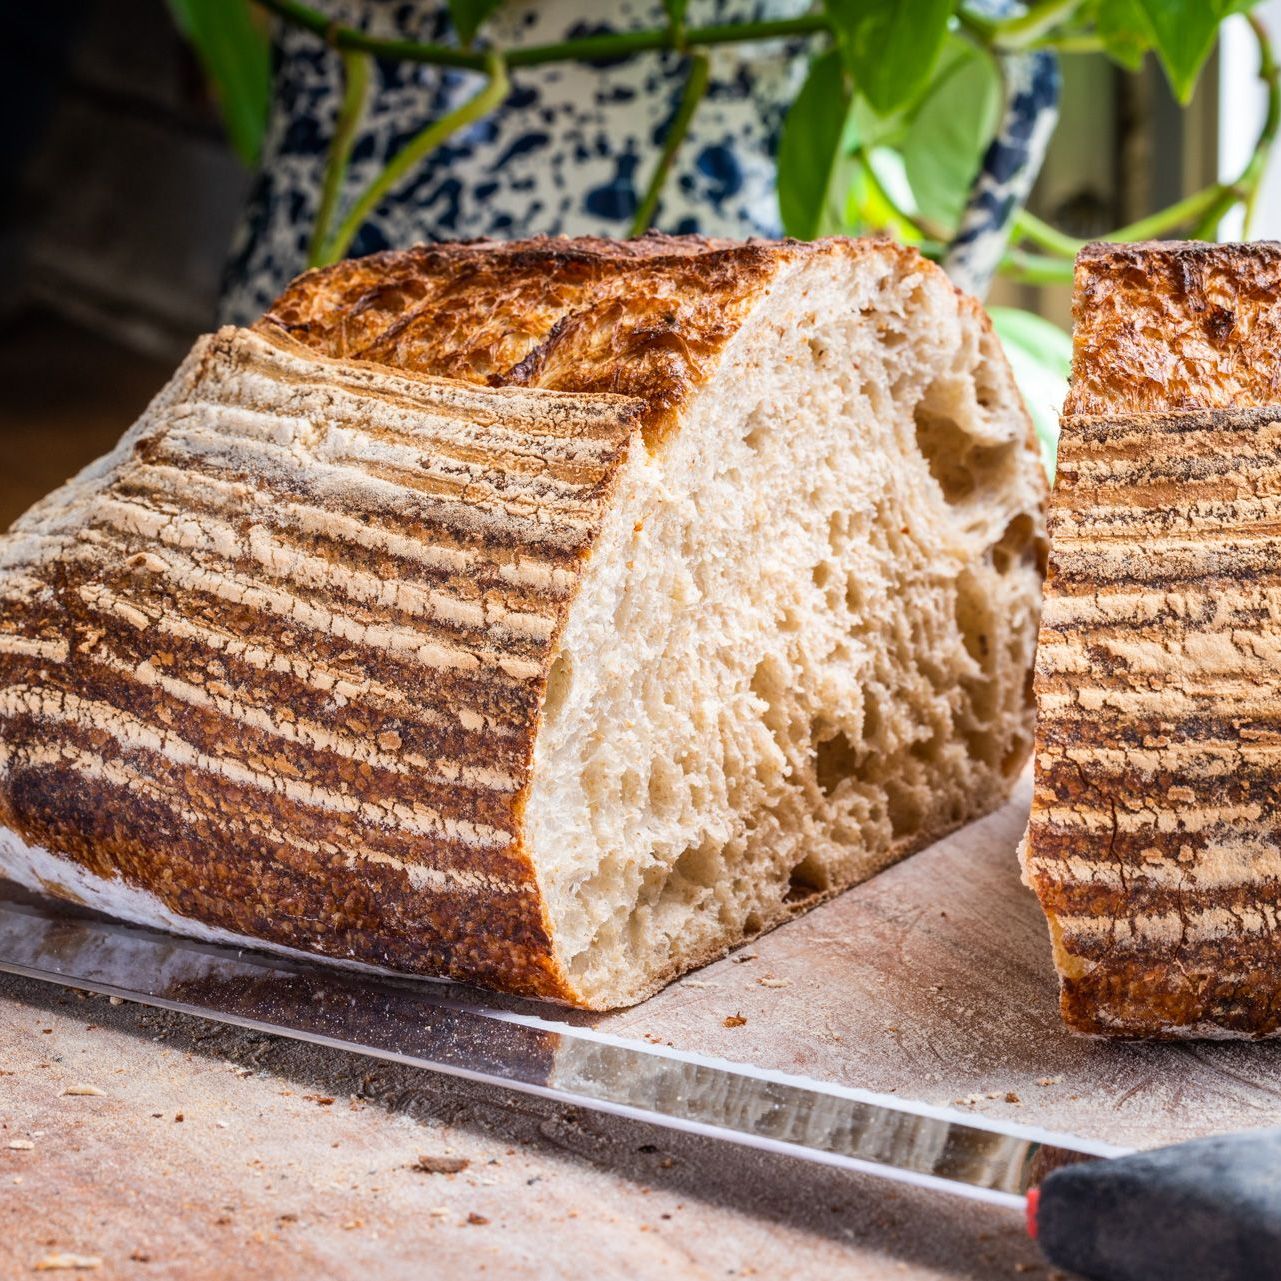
5, 1, 248, 355
2, 2, 248, 526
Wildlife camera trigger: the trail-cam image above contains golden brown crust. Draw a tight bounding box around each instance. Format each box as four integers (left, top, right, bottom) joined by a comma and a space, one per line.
258, 232, 923, 446
1028, 240, 1281, 1038
1064, 239, 1281, 418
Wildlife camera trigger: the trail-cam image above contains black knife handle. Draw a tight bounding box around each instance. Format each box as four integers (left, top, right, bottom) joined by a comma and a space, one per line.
1031, 1127, 1281, 1281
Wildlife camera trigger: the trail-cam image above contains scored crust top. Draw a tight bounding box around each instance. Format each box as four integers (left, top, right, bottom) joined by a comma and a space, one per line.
258, 232, 929, 444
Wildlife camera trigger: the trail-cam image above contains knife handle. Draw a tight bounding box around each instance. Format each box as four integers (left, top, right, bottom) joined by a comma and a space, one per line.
1028, 1127, 1281, 1281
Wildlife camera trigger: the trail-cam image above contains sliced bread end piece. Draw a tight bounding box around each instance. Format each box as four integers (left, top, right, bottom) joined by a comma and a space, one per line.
1029, 240, 1281, 1037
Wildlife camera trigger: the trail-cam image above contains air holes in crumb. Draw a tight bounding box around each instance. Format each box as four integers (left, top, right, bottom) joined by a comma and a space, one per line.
914, 404, 978, 503
812, 561, 833, 590
620, 768, 643, 809
962, 723, 1001, 768
991, 513, 1035, 575
914, 382, 1017, 506
786, 856, 824, 903
910, 728, 944, 765
648, 757, 682, 815
885, 780, 922, 839
674, 838, 721, 889
814, 726, 859, 798
751, 656, 789, 735
954, 572, 993, 671
828, 511, 847, 552
1001, 735, 1028, 778
974, 368, 1000, 411
862, 380, 888, 417
743, 407, 769, 452
862, 690, 883, 743
542, 652, 573, 725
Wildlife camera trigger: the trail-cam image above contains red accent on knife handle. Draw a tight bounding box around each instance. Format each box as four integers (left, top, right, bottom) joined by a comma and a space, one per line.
1026, 1186, 1040, 1240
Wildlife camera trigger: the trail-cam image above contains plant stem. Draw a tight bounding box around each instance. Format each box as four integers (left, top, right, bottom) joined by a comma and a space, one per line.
308, 49, 372, 267
1189, 15, 1278, 238
1011, 208, 1083, 257
1010, 16, 1280, 263
854, 149, 950, 243
253, 0, 827, 72
1239, 12, 1280, 238
317, 52, 510, 265
508, 15, 826, 67
630, 52, 710, 236
1030, 33, 1104, 54
1011, 183, 1239, 265
255, 0, 487, 69
959, 0, 1081, 50
998, 248, 1076, 284
1131, 184, 1238, 241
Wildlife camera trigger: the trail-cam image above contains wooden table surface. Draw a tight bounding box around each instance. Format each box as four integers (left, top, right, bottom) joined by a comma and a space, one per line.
5, 775, 1281, 1280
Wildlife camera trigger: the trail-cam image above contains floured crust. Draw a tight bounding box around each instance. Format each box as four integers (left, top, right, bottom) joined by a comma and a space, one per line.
1026, 240, 1281, 1038
0, 326, 644, 1001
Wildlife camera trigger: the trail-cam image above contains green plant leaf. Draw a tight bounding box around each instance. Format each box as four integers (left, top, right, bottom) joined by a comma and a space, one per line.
662, 0, 688, 26
899, 35, 1001, 233
989, 307, 1072, 481
166, 0, 270, 167
448, 0, 504, 46
778, 50, 858, 240
1135, 0, 1256, 103
1090, 0, 1152, 71
823, 0, 954, 117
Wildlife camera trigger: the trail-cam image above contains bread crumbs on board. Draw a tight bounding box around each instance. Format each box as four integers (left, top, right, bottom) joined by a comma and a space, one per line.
414, 1155, 470, 1175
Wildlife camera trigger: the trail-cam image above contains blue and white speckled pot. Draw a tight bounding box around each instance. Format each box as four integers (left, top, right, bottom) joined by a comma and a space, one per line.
221, 0, 815, 323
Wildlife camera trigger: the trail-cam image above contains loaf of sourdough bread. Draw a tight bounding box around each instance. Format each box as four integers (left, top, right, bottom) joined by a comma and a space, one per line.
0, 234, 1045, 1008
1025, 240, 1281, 1037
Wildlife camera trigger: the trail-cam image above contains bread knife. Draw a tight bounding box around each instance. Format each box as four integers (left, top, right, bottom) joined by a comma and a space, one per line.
1, 886, 1276, 1281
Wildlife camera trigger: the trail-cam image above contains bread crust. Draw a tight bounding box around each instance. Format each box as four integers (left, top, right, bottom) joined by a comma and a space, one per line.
1027, 240, 1281, 1037
259, 232, 930, 446
1064, 239, 1281, 418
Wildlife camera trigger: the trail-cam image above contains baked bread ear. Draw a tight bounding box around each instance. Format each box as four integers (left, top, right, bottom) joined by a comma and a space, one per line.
0, 235, 1045, 1008
1025, 239, 1281, 1037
